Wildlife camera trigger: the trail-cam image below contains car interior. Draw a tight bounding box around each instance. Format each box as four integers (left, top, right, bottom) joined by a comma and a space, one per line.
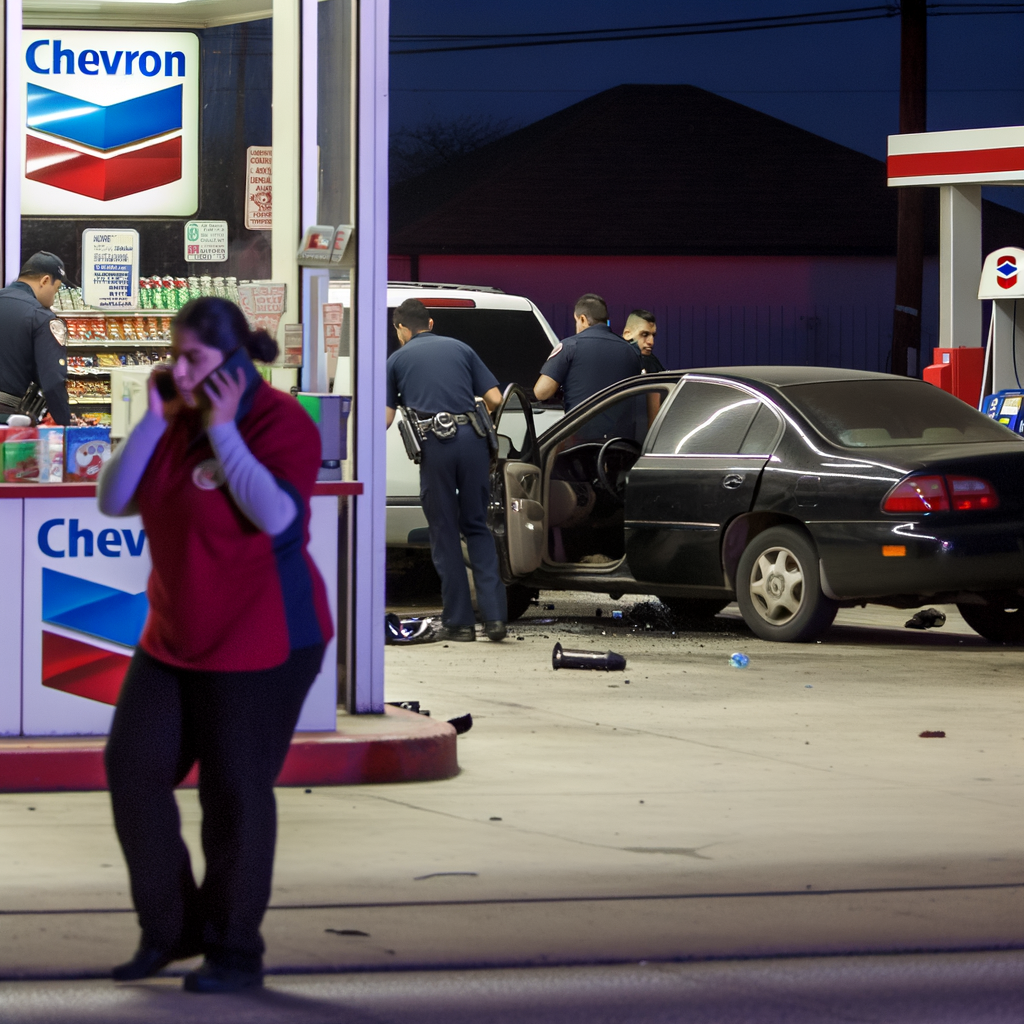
543, 385, 672, 567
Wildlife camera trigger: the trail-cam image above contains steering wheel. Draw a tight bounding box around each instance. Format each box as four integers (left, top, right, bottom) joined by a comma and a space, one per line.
595, 437, 643, 505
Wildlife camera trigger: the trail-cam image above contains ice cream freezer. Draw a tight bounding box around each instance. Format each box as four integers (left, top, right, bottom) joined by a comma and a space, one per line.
0, 480, 361, 737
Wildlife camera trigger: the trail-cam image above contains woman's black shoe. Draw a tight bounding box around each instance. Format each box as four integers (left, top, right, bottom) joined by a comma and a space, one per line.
183, 960, 263, 993
112, 940, 202, 981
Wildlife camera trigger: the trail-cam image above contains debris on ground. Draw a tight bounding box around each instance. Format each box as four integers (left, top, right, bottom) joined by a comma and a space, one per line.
551, 642, 626, 671
623, 601, 677, 631
387, 700, 430, 716
447, 713, 473, 735
905, 608, 947, 630
919, 730, 946, 738
384, 613, 436, 645
729, 652, 750, 669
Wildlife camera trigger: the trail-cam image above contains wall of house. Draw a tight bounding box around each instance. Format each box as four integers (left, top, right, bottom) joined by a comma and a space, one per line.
387, 254, 942, 376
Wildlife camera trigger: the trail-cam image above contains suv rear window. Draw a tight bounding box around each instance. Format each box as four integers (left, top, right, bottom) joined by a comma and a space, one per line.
783, 379, 1020, 447
386, 308, 552, 392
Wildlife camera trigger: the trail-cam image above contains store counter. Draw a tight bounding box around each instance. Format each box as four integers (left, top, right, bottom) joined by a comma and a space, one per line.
0, 481, 362, 738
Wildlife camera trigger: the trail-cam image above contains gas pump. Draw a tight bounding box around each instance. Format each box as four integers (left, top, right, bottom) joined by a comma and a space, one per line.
978, 246, 1024, 433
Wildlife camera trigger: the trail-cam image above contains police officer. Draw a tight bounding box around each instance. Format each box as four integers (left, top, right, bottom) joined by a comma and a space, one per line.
385, 299, 507, 643
533, 293, 641, 411
622, 308, 666, 374
0, 251, 72, 425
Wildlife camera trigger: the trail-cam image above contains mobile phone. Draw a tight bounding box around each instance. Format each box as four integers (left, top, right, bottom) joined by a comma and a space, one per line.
153, 368, 178, 401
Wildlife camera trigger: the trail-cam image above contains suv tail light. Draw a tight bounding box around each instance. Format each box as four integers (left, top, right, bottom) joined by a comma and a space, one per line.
882, 474, 999, 513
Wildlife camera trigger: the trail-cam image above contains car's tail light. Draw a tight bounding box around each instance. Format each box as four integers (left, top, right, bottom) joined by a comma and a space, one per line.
946, 476, 1000, 510
882, 474, 999, 513
882, 475, 949, 513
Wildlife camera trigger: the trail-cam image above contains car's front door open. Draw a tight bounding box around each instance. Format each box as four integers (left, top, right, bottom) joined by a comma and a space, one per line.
490, 385, 544, 579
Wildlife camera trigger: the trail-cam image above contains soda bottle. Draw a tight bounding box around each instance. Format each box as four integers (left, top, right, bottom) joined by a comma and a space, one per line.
138, 278, 152, 309
174, 278, 189, 309
187, 276, 201, 301
225, 277, 239, 303
161, 276, 175, 310
212, 276, 226, 298
199, 275, 213, 297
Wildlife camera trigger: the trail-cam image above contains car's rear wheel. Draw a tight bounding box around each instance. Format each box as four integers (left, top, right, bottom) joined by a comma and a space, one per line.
506, 583, 539, 622
736, 526, 837, 642
957, 600, 1024, 644
657, 597, 730, 622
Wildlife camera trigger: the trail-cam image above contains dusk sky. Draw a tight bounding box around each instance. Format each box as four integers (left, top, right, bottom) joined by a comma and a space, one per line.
389, 0, 1024, 211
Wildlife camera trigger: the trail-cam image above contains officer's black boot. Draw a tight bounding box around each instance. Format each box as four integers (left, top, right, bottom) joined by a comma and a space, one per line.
432, 624, 476, 643
483, 621, 507, 642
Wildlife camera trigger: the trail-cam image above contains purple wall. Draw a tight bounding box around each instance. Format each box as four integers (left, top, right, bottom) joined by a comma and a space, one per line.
388, 254, 940, 376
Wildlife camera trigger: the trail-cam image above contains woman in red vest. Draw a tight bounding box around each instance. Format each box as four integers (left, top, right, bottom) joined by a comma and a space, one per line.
98, 297, 332, 994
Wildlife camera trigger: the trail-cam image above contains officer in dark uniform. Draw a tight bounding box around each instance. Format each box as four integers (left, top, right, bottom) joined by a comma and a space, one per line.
0, 251, 73, 425
622, 308, 666, 374
385, 299, 507, 643
533, 293, 641, 412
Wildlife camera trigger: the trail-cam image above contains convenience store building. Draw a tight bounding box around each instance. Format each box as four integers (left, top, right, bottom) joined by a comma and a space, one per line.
0, 0, 398, 765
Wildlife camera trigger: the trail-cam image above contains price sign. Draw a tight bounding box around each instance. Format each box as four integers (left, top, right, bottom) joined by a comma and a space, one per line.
81, 228, 139, 309
184, 220, 229, 262
322, 302, 343, 358
236, 282, 287, 338
245, 146, 272, 230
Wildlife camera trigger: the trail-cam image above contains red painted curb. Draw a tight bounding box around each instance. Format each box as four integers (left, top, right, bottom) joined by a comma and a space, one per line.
0, 707, 457, 792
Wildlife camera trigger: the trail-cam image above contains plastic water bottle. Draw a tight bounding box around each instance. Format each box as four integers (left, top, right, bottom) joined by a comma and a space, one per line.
729, 652, 750, 669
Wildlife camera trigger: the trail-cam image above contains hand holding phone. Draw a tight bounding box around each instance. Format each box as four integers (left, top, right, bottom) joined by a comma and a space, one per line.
149, 365, 181, 421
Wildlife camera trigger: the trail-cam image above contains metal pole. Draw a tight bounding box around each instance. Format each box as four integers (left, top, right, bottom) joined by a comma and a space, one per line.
891, 0, 926, 376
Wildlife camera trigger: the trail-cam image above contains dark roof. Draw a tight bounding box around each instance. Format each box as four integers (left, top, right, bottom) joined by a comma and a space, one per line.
391, 84, 1024, 259
686, 366, 898, 387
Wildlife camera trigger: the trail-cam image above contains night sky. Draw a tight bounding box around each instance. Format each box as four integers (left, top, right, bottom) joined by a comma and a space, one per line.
389, 0, 1024, 212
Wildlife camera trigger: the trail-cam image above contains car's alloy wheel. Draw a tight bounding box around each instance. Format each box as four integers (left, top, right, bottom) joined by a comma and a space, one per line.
736, 526, 837, 642
957, 600, 1024, 645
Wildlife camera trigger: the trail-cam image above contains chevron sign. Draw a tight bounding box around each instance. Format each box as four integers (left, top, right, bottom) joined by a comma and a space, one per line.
22, 31, 198, 216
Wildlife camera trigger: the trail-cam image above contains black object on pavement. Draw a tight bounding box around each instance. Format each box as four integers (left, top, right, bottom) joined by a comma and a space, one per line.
447, 713, 473, 734
905, 608, 947, 630
384, 613, 437, 645
551, 642, 626, 671
386, 700, 430, 716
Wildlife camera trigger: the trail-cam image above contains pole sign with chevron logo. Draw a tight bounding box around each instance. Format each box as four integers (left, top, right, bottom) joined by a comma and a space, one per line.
21, 30, 199, 216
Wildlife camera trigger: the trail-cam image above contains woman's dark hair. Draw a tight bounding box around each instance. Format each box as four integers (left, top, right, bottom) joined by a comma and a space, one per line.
172, 297, 279, 363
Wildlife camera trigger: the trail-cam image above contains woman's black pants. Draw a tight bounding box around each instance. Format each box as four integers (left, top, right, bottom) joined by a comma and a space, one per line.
104, 643, 325, 973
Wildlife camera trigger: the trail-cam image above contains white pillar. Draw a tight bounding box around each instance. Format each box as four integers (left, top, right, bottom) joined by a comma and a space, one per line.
3, 0, 23, 285
351, 0, 389, 714
939, 184, 982, 348
271, 0, 301, 341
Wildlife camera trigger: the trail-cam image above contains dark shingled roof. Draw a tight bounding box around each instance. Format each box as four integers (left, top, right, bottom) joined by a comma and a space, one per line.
390, 84, 1024, 259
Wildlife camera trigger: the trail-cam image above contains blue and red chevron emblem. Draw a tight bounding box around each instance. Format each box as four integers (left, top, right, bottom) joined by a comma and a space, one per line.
26, 83, 183, 201
41, 568, 148, 706
996, 254, 1018, 290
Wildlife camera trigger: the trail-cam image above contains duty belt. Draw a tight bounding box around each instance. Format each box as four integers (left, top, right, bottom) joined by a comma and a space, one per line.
410, 409, 476, 441
0, 389, 21, 410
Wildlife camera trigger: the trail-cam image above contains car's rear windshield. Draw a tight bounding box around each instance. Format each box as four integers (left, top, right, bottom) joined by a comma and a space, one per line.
386, 307, 553, 392
782, 379, 1020, 447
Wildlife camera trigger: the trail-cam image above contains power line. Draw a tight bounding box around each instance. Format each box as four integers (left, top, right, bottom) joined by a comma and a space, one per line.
391, 3, 1024, 57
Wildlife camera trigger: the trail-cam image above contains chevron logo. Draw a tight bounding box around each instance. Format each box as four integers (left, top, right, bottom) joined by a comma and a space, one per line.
40, 568, 148, 705
25, 83, 183, 200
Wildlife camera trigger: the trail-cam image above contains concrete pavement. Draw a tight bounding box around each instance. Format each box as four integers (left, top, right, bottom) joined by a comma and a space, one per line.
0, 595, 1021, 992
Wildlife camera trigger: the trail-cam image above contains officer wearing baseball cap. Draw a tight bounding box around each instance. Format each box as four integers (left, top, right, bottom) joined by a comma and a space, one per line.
0, 251, 74, 424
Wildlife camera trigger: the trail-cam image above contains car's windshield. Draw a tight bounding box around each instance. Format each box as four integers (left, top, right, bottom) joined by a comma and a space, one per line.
782, 379, 1020, 448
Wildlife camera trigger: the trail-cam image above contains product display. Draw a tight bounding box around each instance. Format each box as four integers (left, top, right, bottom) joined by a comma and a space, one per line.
65, 426, 112, 482
37, 426, 64, 483
1, 424, 40, 483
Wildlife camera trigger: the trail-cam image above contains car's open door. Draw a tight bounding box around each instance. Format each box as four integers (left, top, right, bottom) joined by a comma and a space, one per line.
489, 384, 544, 581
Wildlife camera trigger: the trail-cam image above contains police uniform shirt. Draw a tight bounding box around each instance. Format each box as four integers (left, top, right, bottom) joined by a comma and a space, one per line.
386, 331, 498, 414
539, 323, 642, 412
629, 341, 666, 375
0, 280, 70, 424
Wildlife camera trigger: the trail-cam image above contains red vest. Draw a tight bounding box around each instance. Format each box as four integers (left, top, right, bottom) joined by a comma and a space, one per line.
135, 379, 333, 671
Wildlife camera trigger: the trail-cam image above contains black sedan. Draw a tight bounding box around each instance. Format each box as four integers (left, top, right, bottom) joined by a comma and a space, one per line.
489, 367, 1024, 643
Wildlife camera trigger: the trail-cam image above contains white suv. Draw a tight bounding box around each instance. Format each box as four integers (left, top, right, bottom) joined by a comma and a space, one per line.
329, 281, 563, 547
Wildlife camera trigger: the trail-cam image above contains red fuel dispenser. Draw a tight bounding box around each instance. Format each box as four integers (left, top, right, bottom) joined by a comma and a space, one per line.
922, 347, 985, 407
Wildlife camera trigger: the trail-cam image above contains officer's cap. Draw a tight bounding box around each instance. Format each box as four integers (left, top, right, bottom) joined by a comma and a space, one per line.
19, 251, 75, 286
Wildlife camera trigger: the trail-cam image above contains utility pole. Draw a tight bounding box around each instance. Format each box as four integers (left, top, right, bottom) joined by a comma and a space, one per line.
891, 0, 927, 376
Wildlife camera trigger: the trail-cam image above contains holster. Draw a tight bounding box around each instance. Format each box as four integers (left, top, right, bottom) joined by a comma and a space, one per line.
397, 407, 423, 464
472, 398, 499, 457
17, 383, 47, 423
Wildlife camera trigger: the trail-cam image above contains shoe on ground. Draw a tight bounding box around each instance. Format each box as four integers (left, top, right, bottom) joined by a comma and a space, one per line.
112, 939, 203, 981
432, 624, 476, 643
183, 960, 263, 994
483, 620, 507, 642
